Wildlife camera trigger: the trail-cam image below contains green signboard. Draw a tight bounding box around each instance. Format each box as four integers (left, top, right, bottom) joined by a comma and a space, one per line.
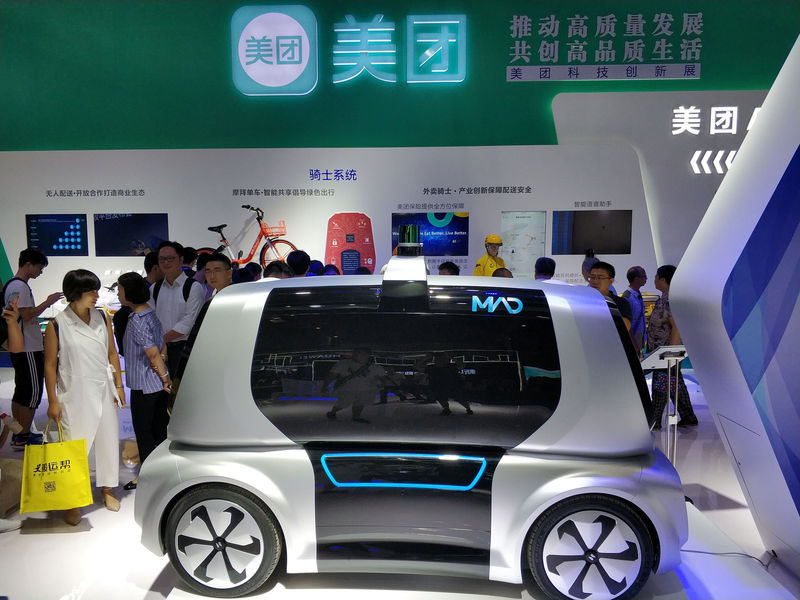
0, 0, 797, 150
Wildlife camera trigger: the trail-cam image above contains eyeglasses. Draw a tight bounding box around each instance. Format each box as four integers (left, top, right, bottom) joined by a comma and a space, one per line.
158, 255, 178, 263
205, 268, 231, 275
588, 275, 611, 281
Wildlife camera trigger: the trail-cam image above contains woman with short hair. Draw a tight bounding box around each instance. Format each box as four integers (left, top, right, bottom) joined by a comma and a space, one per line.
116, 272, 171, 490
44, 269, 125, 526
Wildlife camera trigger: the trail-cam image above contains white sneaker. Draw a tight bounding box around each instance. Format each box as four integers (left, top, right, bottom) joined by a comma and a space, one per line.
0, 517, 22, 533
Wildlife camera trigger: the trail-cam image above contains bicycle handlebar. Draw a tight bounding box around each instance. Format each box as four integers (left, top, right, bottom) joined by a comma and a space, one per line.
241, 204, 264, 219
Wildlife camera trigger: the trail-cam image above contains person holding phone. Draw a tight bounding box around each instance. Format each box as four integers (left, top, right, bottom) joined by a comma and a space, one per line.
44, 269, 125, 526
2, 248, 63, 450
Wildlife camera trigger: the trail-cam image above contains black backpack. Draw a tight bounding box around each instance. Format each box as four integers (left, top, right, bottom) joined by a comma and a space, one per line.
0, 310, 8, 349
112, 305, 133, 356
151, 277, 199, 304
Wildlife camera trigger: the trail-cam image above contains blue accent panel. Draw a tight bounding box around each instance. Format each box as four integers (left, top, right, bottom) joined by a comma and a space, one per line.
277, 396, 337, 401
721, 144, 800, 515
727, 249, 800, 392
722, 145, 800, 340
320, 452, 487, 491
551, 211, 573, 255
753, 372, 800, 511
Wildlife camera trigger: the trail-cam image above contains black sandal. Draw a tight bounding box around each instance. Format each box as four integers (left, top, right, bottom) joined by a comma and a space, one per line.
123, 480, 138, 490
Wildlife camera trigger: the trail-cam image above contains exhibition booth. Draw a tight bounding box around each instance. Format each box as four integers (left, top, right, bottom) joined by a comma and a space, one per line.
0, 1, 798, 599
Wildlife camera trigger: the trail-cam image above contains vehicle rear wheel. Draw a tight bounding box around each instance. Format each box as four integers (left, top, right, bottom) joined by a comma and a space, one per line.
165, 486, 281, 598
259, 239, 297, 269
527, 495, 654, 600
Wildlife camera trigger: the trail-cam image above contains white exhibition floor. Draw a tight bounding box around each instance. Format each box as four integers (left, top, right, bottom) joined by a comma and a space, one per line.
0, 370, 798, 600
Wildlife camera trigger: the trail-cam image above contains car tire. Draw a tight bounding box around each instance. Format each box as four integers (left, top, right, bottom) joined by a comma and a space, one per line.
165, 486, 282, 598
527, 494, 654, 600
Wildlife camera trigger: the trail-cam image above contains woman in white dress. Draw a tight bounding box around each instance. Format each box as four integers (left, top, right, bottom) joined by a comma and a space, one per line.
44, 269, 125, 526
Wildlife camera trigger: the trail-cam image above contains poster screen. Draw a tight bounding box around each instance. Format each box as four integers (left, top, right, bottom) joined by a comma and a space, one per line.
325, 212, 375, 274
501, 211, 547, 279
94, 213, 169, 256
391, 212, 469, 256
26, 214, 88, 257
552, 210, 632, 255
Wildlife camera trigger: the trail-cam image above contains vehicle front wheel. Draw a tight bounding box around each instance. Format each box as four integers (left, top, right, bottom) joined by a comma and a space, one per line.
165, 486, 282, 598
527, 495, 654, 600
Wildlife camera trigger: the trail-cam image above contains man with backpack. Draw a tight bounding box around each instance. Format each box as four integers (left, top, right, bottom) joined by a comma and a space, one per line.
2, 248, 63, 450
149, 241, 205, 377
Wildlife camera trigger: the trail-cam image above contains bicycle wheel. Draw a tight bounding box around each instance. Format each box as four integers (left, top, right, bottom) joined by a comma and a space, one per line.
197, 247, 217, 256
259, 239, 296, 269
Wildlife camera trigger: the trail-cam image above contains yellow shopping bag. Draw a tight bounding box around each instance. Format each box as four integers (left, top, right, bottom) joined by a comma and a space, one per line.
20, 421, 93, 513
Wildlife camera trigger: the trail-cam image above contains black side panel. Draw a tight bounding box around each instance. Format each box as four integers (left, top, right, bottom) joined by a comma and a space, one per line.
611, 311, 653, 423
307, 443, 502, 576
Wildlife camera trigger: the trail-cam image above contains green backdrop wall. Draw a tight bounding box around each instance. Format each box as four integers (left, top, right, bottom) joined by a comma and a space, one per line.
1, 0, 798, 151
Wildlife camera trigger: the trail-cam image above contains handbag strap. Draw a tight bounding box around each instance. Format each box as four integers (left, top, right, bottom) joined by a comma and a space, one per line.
41, 420, 64, 443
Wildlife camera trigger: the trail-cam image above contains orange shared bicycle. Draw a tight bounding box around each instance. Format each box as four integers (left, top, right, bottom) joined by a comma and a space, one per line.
198, 204, 296, 269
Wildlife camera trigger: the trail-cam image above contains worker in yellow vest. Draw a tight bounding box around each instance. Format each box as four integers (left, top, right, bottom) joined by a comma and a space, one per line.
473, 234, 506, 276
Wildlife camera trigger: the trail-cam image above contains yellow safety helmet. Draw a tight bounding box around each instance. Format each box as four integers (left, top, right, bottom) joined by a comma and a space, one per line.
485, 234, 503, 245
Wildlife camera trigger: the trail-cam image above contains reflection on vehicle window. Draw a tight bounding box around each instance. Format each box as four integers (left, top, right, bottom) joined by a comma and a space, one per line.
251, 291, 561, 448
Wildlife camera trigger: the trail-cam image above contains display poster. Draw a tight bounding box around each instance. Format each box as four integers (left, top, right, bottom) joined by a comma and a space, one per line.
325, 212, 376, 274
551, 210, 632, 255
94, 213, 169, 256
0, 146, 654, 297
25, 214, 88, 257
391, 212, 471, 274
500, 211, 546, 279
391, 212, 469, 256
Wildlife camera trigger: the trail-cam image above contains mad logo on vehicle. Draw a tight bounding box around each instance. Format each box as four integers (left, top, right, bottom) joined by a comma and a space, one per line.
232, 5, 318, 96
471, 295, 523, 314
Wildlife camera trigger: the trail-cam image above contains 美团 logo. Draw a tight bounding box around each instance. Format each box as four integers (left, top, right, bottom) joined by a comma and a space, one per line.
232, 5, 318, 96
332, 14, 467, 84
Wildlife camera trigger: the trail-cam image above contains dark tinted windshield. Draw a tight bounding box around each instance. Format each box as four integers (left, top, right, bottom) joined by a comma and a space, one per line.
251, 286, 560, 448
169, 299, 211, 409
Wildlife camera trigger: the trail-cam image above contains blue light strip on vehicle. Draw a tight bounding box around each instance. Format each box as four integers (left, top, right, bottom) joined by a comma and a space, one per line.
277, 396, 337, 401
320, 452, 487, 491
276, 393, 398, 402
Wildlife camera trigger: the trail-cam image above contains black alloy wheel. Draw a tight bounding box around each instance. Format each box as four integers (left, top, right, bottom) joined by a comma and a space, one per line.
527, 495, 654, 600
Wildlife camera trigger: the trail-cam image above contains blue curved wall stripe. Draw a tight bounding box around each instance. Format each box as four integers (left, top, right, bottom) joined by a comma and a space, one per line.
721, 144, 800, 514
722, 145, 800, 340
